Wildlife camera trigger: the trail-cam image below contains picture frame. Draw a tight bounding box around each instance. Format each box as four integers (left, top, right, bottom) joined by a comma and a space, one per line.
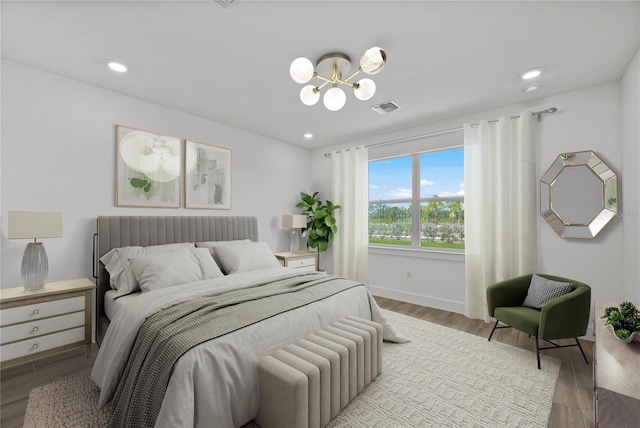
184, 140, 232, 209
116, 125, 181, 208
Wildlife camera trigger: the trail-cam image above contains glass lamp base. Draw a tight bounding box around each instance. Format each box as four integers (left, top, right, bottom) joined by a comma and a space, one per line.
290, 229, 300, 253
21, 242, 48, 291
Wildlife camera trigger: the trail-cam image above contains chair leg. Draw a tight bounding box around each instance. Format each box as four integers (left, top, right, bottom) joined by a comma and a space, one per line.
488, 320, 500, 341
535, 336, 541, 370
575, 338, 589, 365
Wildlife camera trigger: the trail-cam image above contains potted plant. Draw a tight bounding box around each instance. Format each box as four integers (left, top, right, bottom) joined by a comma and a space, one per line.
601, 301, 640, 343
296, 192, 341, 253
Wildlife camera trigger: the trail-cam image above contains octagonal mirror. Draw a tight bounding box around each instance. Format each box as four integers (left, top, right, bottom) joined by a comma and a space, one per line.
540, 150, 618, 239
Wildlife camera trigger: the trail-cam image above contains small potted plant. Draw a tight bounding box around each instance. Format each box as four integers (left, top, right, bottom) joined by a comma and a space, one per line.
601, 301, 640, 343
296, 192, 341, 253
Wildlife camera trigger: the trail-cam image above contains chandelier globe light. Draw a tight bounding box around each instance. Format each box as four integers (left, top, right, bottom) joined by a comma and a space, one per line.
300, 84, 320, 105
290, 47, 386, 111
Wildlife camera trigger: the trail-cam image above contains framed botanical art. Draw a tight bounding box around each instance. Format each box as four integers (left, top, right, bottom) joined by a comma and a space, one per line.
184, 140, 232, 209
116, 125, 181, 208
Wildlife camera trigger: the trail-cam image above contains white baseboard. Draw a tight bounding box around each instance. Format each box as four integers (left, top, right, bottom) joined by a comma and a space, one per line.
368, 285, 465, 315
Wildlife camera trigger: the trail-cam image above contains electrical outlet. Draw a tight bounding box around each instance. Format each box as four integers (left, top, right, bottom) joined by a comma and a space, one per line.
406, 270, 412, 279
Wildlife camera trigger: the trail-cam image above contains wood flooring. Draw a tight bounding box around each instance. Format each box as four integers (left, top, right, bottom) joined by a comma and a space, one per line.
0, 298, 593, 427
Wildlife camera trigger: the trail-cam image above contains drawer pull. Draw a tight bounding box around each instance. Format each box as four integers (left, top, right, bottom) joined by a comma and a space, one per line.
32, 309, 39, 315
32, 327, 39, 332
32, 344, 38, 349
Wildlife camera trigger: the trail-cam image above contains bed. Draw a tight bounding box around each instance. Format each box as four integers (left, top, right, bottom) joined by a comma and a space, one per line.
91, 216, 403, 428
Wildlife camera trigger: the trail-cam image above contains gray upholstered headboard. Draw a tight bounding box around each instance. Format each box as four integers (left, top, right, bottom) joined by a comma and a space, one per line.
95, 216, 258, 345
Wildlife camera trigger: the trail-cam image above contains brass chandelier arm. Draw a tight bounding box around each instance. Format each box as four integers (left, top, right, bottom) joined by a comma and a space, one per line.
314, 67, 362, 88
336, 77, 358, 88
342, 67, 362, 83
314, 73, 335, 84
316, 80, 331, 91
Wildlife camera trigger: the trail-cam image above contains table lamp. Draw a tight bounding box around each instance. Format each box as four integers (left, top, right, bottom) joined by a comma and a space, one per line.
281, 214, 307, 253
8, 211, 63, 291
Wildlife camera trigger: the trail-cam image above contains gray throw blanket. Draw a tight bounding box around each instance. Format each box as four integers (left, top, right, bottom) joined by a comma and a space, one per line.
108, 273, 362, 428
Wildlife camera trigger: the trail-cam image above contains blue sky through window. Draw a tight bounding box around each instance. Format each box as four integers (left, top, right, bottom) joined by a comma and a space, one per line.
369, 148, 464, 201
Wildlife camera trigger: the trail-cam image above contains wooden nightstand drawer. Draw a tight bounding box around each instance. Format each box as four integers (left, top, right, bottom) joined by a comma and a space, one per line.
275, 251, 320, 272
294, 265, 317, 272
0, 296, 84, 325
288, 257, 316, 268
0, 311, 85, 345
0, 326, 85, 362
0, 278, 95, 367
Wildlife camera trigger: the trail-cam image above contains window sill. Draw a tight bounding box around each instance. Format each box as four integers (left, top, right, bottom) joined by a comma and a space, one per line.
368, 245, 465, 262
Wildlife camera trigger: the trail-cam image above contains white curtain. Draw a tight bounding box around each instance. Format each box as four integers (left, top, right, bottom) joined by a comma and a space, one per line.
464, 113, 537, 321
331, 146, 369, 283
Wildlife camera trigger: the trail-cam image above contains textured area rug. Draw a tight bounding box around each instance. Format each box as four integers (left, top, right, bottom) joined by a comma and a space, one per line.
24, 310, 560, 428
23, 372, 110, 428
325, 311, 560, 427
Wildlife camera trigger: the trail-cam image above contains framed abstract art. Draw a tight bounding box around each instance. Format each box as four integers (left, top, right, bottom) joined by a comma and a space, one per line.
184, 140, 232, 209
116, 125, 181, 208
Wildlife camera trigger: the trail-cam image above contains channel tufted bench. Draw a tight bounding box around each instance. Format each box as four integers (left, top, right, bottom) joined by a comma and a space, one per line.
256, 316, 383, 428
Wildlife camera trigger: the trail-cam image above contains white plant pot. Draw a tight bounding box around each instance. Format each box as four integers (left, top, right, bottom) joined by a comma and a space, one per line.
604, 323, 640, 344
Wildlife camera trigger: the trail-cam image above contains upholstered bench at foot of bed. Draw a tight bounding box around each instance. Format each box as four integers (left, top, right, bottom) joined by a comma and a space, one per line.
255, 316, 383, 428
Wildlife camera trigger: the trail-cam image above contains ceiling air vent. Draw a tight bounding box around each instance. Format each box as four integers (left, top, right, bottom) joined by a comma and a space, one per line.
371, 100, 401, 115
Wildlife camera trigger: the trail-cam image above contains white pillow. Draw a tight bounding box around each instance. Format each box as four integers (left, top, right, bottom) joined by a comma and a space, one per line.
100, 242, 194, 296
131, 248, 224, 293
195, 239, 252, 270
191, 248, 225, 279
214, 242, 281, 274
130, 249, 199, 293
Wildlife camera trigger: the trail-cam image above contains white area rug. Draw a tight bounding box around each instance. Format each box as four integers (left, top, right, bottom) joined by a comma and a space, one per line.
325, 310, 560, 427
24, 310, 560, 428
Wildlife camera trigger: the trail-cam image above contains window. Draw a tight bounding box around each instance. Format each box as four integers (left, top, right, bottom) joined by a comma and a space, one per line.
369, 147, 464, 250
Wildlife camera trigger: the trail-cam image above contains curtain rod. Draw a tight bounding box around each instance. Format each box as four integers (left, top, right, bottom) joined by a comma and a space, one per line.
323, 107, 558, 157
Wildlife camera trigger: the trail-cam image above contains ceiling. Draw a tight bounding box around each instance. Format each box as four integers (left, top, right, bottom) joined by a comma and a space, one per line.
2, 1, 639, 150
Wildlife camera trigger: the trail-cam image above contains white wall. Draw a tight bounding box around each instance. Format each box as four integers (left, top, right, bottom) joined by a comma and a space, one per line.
311, 79, 633, 320
622, 48, 640, 304
1, 60, 311, 288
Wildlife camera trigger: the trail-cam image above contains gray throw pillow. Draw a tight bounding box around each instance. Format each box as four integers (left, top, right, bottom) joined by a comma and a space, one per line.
522, 274, 574, 309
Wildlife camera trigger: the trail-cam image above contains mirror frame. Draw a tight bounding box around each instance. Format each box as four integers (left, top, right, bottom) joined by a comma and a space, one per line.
540, 150, 618, 239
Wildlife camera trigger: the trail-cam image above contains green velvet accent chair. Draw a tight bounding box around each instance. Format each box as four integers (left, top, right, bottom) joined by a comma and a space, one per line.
487, 274, 591, 369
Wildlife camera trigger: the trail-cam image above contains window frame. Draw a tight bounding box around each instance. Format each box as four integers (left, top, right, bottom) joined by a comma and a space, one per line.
368, 145, 464, 253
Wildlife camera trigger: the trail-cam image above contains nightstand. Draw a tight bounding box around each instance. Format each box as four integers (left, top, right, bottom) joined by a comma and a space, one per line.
275, 251, 320, 272
0, 278, 95, 368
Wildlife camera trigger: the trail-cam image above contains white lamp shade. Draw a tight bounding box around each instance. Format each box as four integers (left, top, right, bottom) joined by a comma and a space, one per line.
323, 87, 346, 111
360, 47, 386, 75
300, 85, 320, 106
290, 57, 315, 84
8, 211, 63, 239
354, 78, 376, 100
282, 214, 307, 229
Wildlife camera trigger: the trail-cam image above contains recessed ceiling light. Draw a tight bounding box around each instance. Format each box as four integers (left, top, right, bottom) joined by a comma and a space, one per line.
304, 133, 313, 139
523, 83, 541, 93
107, 61, 128, 73
521, 67, 542, 80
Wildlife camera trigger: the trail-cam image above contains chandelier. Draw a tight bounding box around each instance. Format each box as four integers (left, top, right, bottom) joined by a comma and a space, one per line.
289, 47, 386, 111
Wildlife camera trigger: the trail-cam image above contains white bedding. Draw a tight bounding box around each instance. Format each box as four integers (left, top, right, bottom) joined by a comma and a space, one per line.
92, 267, 403, 428
103, 290, 120, 321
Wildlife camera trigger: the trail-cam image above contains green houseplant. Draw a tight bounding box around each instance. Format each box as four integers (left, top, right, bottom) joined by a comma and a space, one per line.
296, 192, 341, 253
601, 301, 640, 342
